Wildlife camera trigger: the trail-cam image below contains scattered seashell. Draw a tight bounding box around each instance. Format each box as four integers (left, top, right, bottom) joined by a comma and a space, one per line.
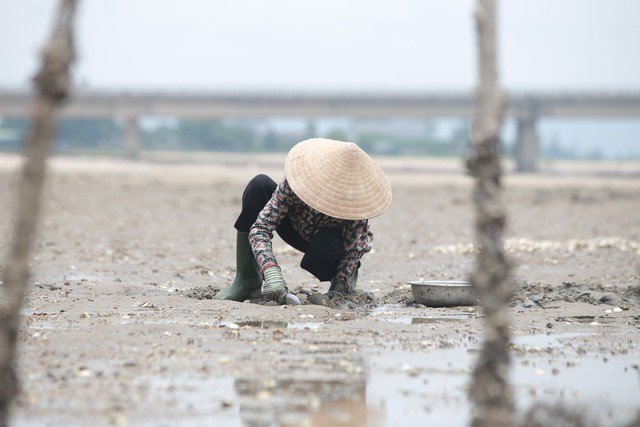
256, 390, 271, 400
75, 368, 93, 378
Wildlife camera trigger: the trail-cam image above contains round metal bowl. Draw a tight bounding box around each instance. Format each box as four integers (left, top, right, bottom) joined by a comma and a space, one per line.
407, 280, 477, 307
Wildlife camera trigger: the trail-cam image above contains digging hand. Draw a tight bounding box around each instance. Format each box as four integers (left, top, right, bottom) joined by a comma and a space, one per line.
262, 267, 300, 305
262, 266, 286, 300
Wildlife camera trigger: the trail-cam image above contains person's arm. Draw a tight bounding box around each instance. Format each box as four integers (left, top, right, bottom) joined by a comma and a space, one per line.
248, 179, 293, 273
249, 179, 296, 301
331, 220, 373, 293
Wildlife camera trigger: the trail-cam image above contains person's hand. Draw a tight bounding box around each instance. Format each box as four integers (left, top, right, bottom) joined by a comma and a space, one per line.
262, 267, 300, 305
262, 266, 288, 301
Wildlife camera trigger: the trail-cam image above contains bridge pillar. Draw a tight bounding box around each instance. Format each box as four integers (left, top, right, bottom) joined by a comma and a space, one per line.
515, 113, 538, 172
123, 115, 141, 160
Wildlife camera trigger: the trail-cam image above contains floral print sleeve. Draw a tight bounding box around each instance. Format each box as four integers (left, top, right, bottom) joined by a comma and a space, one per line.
248, 177, 374, 286
249, 179, 293, 273
331, 220, 373, 291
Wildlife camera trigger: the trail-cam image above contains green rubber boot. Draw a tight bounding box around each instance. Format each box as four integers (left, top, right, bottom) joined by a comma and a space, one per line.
216, 231, 261, 302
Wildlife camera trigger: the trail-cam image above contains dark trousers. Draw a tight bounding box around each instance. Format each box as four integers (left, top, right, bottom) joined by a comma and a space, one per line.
234, 174, 344, 281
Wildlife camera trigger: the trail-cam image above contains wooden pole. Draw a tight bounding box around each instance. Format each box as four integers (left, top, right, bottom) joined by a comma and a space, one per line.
0, 1, 78, 424
466, 1, 514, 426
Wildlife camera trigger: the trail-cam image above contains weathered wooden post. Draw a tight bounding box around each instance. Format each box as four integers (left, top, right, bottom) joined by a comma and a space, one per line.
123, 114, 141, 160
515, 106, 539, 173
0, 1, 78, 425
466, 0, 514, 426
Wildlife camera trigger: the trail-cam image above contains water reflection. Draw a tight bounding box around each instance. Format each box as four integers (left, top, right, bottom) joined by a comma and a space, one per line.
224, 328, 640, 426
236, 321, 289, 329
232, 320, 325, 330
234, 354, 384, 426
411, 317, 464, 324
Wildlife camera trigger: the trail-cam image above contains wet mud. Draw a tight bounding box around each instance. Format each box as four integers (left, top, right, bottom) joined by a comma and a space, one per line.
515, 281, 640, 309
1, 155, 639, 426
184, 284, 220, 300
183, 284, 379, 311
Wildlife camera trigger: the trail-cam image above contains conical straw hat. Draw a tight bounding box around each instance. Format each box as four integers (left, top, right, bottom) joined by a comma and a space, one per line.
285, 138, 392, 220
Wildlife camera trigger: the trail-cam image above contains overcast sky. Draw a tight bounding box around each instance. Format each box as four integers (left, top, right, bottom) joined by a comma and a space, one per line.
2, 0, 640, 91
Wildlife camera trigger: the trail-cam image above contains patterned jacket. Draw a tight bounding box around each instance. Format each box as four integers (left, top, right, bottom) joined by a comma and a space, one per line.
249, 178, 373, 290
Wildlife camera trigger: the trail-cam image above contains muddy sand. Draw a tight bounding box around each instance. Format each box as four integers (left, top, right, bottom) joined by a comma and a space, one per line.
0, 153, 639, 426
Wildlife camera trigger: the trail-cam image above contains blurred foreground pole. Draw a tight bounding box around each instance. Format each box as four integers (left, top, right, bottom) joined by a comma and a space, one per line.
124, 115, 141, 160
466, 1, 514, 426
0, 1, 78, 424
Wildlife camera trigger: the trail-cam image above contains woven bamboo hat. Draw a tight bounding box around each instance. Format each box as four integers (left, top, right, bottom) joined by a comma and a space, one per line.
285, 138, 392, 220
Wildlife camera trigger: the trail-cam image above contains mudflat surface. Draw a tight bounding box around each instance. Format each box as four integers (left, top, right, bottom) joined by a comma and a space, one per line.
1, 154, 639, 426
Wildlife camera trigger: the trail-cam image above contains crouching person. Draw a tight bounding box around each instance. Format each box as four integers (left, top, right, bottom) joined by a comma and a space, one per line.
216, 138, 391, 305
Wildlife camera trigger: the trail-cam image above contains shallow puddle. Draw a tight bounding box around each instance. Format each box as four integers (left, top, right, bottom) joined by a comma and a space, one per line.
377, 315, 472, 325
226, 332, 640, 426
235, 320, 325, 331
15, 323, 640, 426
370, 334, 640, 426
236, 320, 288, 329
512, 331, 592, 348
373, 312, 474, 325
368, 304, 476, 325
288, 322, 324, 331
234, 376, 375, 426
26, 332, 634, 427
410, 316, 468, 324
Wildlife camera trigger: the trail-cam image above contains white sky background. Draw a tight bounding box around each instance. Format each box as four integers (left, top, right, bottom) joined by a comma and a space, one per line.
1, 0, 640, 91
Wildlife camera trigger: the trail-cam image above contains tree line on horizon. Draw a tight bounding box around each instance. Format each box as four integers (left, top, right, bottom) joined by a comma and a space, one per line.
0, 116, 627, 160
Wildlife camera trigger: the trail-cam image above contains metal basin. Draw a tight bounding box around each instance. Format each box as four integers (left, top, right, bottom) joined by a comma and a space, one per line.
407, 280, 477, 307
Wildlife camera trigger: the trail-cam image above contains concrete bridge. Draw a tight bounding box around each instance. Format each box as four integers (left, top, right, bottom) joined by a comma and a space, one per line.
1, 89, 640, 171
